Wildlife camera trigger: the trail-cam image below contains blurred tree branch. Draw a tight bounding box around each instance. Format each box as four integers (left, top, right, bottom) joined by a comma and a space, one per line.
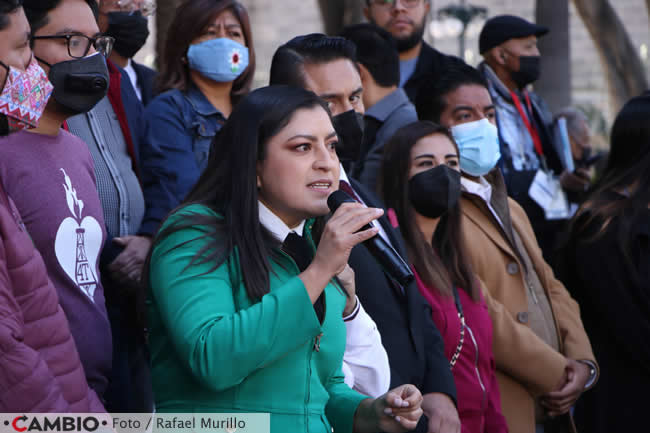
573, 0, 648, 112
318, 0, 365, 35
535, 0, 571, 112
155, 0, 183, 67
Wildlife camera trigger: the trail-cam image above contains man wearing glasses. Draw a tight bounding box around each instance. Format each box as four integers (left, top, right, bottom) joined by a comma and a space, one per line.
67, 0, 172, 413
364, 0, 464, 105
99, 0, 156, 104
0, 0, 113, 405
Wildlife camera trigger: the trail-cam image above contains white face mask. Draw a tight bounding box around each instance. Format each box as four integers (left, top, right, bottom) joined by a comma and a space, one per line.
451, 118, 501, 177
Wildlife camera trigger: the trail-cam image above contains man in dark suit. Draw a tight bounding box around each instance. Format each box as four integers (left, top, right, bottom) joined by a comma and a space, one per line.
339, 24, 418, 191
98, 0, 157, 105
363, 0, 464, 104
130, 60, 157, 105
270, 34, 460, 433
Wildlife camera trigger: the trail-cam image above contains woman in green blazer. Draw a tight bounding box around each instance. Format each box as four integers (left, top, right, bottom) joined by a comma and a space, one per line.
146, 86, 423, 433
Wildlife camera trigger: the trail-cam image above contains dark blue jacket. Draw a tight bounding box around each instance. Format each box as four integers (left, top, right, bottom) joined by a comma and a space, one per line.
144, 85, 226, 207
131, 60, 157, 106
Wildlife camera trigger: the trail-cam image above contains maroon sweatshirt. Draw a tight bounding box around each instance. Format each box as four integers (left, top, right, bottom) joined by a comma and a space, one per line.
0, 183, 105, 412
0, 129, 112, 398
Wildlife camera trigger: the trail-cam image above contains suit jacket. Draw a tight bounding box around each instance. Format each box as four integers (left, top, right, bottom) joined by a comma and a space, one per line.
403, 42, 465, 105
358, 88, 418, 190
348, 179, 457, 433
131, 60, 157, 106
460, 171, 597, 433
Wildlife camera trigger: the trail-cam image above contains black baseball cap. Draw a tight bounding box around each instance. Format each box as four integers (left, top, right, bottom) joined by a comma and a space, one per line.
479, 15, 549, 54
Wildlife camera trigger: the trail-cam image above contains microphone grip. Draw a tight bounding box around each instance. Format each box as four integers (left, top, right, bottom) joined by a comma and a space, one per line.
328, 190, 414, 286
364, 235, 414, 287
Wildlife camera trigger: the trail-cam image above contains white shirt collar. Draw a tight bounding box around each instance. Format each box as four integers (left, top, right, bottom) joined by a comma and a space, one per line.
339, 163, 351, 184
461, 176, 493, 205
123, 58, 143, 102
258, 200, 305, 242
461, 176, 505, 229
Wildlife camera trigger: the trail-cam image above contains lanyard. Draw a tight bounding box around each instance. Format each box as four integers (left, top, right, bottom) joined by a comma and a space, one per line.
510, 90, 544, 157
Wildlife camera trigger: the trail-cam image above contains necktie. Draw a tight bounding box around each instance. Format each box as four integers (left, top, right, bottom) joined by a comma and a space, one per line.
282, 232, 325, 323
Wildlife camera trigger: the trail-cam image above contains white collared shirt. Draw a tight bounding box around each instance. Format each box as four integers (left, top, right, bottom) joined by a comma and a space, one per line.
461, 176, 504, 228
258, 197, 390, 397
258, 200, 305, 242
124, 59, 143, 102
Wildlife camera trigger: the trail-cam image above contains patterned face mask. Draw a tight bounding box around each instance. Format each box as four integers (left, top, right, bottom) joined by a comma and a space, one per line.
187, 38, 249, 83
0, 55, 54, 132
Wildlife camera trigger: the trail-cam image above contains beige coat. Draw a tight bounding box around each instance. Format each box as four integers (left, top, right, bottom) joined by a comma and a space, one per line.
460, 174, 597, 433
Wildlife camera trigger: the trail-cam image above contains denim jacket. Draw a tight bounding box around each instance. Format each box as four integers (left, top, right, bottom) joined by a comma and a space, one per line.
144, 85, 226, 207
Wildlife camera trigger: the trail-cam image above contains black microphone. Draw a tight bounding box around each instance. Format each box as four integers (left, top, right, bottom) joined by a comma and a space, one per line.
328, 189, 414, 286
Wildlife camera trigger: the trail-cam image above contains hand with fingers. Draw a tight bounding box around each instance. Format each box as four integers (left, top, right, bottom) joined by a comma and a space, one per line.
422, 392, 461, 433
338, 264, 358, 316
541, 358, 590, 417
299, 202, 382, 304
108, 235, 152, 285
354, 384, 424, 433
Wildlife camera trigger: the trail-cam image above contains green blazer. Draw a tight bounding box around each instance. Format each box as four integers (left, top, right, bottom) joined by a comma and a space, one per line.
148, 204, 368, 433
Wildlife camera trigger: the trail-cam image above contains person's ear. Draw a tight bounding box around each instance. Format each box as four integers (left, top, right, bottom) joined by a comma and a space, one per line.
423, 0, 431, 15
494, 47, 508, 66
357, 63, 371, 86
363, 5, 370, 21
256, 161, 263, 189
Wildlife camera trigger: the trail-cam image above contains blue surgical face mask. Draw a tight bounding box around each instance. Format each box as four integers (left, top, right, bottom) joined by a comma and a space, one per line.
451, 118, 501, 177
187, 37, 249, 83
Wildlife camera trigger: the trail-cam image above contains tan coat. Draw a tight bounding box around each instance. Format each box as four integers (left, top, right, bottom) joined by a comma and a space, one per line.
460, 176, 597, 433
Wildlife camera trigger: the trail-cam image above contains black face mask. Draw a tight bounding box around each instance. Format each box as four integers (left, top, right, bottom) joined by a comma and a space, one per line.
106, 11, 150, 59
332, 109, 365, 162
408, 165, 461, 219
39, 53, 109, 114
511, 55, 541, 88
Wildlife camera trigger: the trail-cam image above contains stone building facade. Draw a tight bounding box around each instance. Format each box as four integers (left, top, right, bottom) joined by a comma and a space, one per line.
136, 0, 650, 130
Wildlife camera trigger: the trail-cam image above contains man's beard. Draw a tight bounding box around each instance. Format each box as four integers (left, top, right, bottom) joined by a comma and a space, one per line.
393, 19, 426, 52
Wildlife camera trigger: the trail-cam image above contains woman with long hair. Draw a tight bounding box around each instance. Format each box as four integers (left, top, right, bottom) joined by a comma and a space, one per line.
557, 95, 650, 433
380, 121, 508, 433
146, 85, 423, 432
145, 0, 255, 206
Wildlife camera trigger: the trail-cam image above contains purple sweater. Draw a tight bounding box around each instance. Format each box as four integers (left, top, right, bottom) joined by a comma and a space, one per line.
0, 184, 105, 412
0, 129, 112, 398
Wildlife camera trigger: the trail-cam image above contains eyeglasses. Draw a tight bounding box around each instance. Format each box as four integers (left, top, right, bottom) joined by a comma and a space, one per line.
103, 0, 156, 17
31, 34, 115, 59
369, 0, 422, 9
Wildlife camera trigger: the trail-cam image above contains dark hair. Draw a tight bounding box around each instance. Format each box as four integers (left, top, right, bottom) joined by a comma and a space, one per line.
148, 86, 331, 301
269, 33, 358, 87
568, 95, 650, 277
156, 0, 255, 103
22, 0, 98, 34
340, 23, 399, 88
380, 120, 479, 300
0, 0, 22, 31
416, 63, 488, 122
